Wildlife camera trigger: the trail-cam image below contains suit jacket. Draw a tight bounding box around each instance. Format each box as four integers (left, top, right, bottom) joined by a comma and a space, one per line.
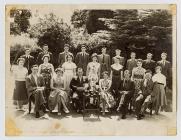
141, 79, 154, 97
36, 51, 53, 65
157, 60, 171, 78
58, 52, 73, 67
98, 54, 110, 72
142, 60, 156, 74
75, 52, 89, 74
126, 59, 137, 73
112, 56, 125, 66
119, 79, 135, 94
20, 55, 34, 71
26, 74, 45, 98
70, 76, 88, 93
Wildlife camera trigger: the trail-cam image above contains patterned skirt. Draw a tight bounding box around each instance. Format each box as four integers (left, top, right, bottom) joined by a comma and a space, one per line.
100, 91, 116, 109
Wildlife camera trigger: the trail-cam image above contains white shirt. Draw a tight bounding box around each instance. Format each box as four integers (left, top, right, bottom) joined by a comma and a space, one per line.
152, 73, 166, 87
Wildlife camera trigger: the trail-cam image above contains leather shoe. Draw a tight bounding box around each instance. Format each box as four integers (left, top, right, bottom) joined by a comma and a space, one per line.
35, 112, 40, 118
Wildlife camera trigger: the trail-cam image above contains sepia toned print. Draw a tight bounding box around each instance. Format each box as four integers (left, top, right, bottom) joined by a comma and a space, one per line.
5, 4, 177, 136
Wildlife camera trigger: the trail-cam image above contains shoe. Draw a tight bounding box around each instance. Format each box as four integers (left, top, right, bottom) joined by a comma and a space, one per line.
140, 114, 145, 118
105, 109, 109, 113
121, 115, 126, 119
116, 107, 120, 112
137, 115, 142, 120
35, 112, 40, 118
52, 109, 58, 113
63, 108, 70, 114
58, 112, 61, 116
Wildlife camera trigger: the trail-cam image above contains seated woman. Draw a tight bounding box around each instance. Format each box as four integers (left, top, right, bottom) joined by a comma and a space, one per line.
99, 71, 115, 115
117, 70, 135, 119
152, 66, 167, 115
48, 68, 69, 116
134, 70, 154, 120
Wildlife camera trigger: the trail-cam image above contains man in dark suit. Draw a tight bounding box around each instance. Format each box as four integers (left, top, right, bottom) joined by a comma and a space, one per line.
75, 45, 89, 75
117, 70, 135, 119
112, 49, 125, 66
26, 65, 47, 118
142, 53, 156, 74
20, 48, 35, 74
98, 47, 111, 74
126, 52, 137, 74
58, 44, 73, 67
36, 44, 53, 65
70, 68, 89, 113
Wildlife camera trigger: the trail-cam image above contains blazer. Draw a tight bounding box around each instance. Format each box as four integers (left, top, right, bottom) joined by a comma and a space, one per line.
36, 51, 53, 65
119, 79, 135, 94
26, 74, 45, 98
142, 60, 156, 74
98, 54, 111, 72
157, 60, 171, 78
75, 52, 89, 73
112, 56, 125, 66
20, 54, 34, 70
58, 52, 73, 67
141, 79, 154, 97
126, 59, 137, 73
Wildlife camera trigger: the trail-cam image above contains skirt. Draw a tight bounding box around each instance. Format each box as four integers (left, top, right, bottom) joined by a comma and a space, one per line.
13, 81, 28, 104
100, 91, 116, 109
48, 89, 68, 111
63, 72, 74, 92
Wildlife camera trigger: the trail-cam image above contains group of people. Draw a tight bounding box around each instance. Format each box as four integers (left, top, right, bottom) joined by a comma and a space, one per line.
12, 44, 172, 120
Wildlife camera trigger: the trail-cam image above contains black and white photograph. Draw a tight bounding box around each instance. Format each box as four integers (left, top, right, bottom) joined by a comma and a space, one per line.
5, 4, 177, 136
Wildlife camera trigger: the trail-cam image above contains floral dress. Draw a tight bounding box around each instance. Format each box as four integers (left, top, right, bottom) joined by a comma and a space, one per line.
87, 62, 100, 83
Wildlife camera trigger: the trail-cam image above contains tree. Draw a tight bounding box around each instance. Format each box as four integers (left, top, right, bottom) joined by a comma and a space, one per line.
28, 13, 71, 67
10, 8, 32, 35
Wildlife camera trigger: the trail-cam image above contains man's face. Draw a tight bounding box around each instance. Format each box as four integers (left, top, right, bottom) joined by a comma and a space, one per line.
124, 71, 130, 78
81, 47, 86, 52
147, 54, 152, 60
115, 50, 121, 56
161, 54, 167, 60
32, 67, 38, 74
64, 47, 69, 52
43, 46, 48, 52
131, 53, 136, 59
102, 48, 106, 54
25, 50, 30, 55
77, 69, 83, 76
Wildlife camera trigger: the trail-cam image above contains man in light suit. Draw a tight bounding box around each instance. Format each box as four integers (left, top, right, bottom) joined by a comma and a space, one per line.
126, 52, 137, 74
20, 48, 35, 74
112, 49, 125, 66
36, 45, 53, 65
98, 47, 111, 74
58, 44, 73, 67
26, 65, 47, 118
75, 45, 89, 75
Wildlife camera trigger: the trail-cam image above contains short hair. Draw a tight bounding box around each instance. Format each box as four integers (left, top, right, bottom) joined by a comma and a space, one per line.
64, 44, 70, 48
124, 70, 130, 75
17, 57, 25, 64
115, 49, 121, 52
77, 67, 83, 72
137, 59, 143, 63
155, 66, 162, 72
42, 54, 50, 61
31, 64, 38, 69
147, 53, 153, 56
66, 54, 73, 60
43, 44, 48, 47
101, 47, 107, 50
145, 69, 152, 75
102, 71, 109, 76
55, 68, 63, 73
161, 52, 167, 56
91, 53, 98, 59
25, 48, 30, 52
131, 52, 136, 55
81, 44, 86, 48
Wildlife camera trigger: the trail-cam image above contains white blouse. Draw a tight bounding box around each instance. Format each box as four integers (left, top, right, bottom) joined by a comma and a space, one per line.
13, 67, 28, 81
152, 73, 166, 87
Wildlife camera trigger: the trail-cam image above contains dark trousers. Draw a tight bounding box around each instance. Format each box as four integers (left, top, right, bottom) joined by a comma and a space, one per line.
72, 91, 83, 111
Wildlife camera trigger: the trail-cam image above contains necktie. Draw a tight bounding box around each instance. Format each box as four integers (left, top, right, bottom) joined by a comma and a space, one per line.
103, 54, 105, 63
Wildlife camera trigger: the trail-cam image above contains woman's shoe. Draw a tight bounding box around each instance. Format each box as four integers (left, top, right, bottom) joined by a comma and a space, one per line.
63, 108, 70, 114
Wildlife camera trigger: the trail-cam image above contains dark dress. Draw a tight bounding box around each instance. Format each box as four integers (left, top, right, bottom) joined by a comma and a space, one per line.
111, 64, 123, 100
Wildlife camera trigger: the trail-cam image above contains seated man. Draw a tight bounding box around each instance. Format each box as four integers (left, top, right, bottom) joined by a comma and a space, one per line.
26, 65, 47, 118
134, 70, 154, 120
117, 70, 135, 119
70, 68, 89, 113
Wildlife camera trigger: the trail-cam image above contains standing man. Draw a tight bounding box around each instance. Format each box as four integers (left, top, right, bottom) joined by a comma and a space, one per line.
142, 53, 156, 74
112, 49, 125, 66
157, 52, 172, 88
126, 52, 137, 74
20, 48, 35, 74
75, 44, 89, 75
98, 47, 111, 74
58, 44, 73, 67
36, 44, 53, 65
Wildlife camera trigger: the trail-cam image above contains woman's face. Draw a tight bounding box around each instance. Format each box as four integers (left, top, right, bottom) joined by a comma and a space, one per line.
137, 61, 142, 67
18, 60, 24, 67
67, 56, 72, 62
43, 57, 49, 63
103, 73, 108, 79
156, 68, 161, 73
57, 71, 63, 76
92, 56, 97, 62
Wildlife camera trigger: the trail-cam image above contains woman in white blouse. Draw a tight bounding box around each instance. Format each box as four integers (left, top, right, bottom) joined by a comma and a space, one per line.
152, 66, 167, 114
13, 58, 28, 110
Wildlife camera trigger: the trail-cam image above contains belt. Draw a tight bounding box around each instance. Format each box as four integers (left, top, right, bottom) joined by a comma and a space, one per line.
157, 82, 164, 85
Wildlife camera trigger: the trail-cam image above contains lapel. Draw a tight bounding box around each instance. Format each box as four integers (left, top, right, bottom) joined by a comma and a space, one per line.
30, 74, 37, 86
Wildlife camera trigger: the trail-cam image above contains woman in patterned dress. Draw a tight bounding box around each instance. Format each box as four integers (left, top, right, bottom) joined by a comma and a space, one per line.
13, 57, 28, 110
131, 59, 146, 91
86, 53, 100, 83
38, 54, 54, 108
99, 71, 115, 115
48, 68, 69, 115
62, 54, 77, 92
